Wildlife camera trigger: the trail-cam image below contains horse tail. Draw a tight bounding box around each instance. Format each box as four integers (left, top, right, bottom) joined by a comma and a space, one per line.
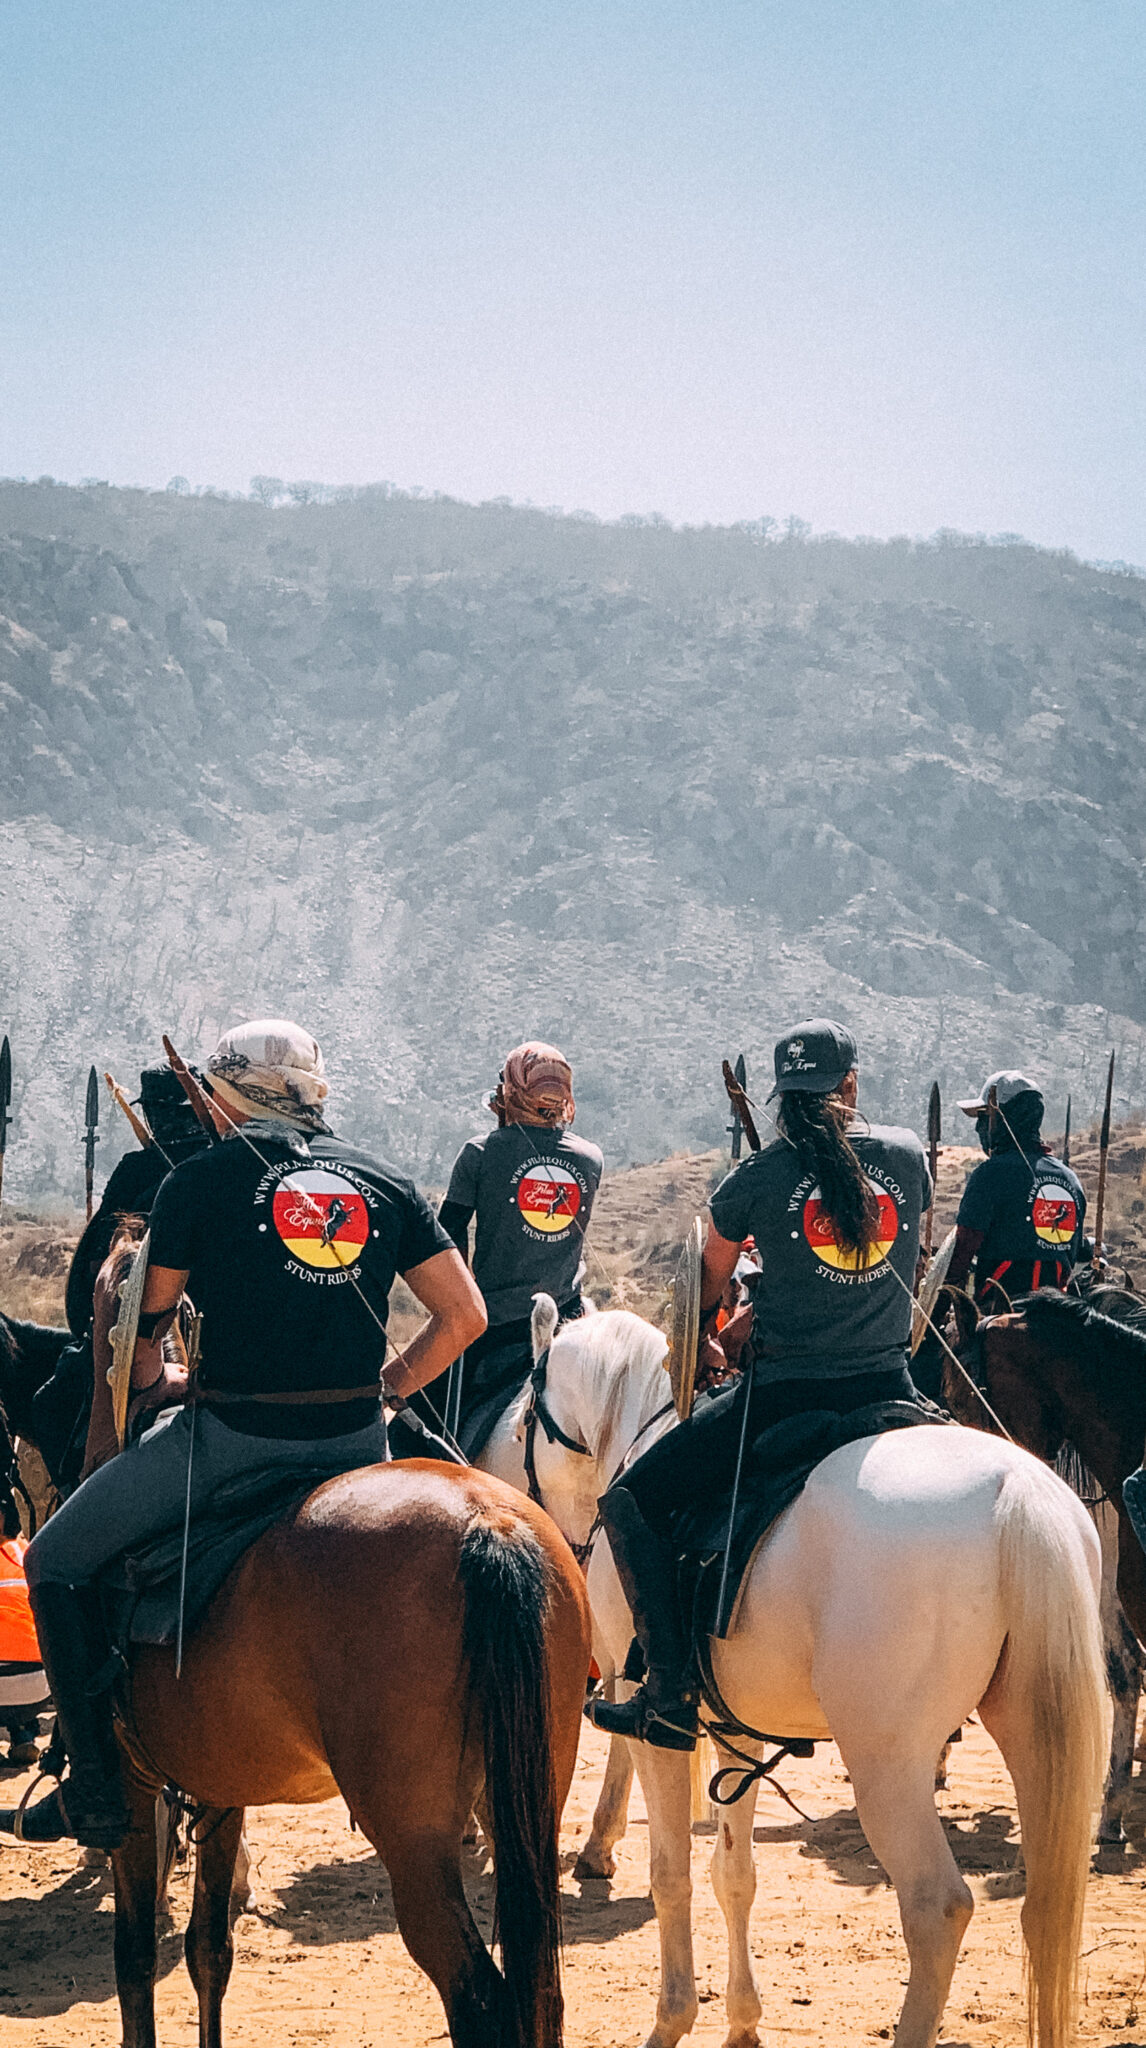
994, 1460, 1108, 2048
459, 1514, 563, 2048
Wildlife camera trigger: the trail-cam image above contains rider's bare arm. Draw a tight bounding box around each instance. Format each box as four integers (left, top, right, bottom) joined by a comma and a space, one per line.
700, 1223, 742, 1311
384, 1248, 486, 1400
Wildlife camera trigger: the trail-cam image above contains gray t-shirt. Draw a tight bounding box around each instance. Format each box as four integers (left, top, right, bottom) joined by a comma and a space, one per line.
445, 1124, 604, 1326
708, 1124, 932, 1382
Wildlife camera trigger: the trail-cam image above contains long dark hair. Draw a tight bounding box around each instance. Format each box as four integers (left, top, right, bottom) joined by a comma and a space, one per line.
778, 1089, 880, 1262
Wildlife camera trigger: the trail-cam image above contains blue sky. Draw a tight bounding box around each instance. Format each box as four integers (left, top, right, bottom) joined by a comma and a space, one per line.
2, 2, 1144, 557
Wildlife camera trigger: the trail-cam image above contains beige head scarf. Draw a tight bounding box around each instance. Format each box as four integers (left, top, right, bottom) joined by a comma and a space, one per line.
206, 1018, 330, 1133
490, 1041, 575, 1129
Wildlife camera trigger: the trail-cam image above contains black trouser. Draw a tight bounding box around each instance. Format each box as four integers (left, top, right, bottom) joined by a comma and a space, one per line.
614, 1361, 918, 1534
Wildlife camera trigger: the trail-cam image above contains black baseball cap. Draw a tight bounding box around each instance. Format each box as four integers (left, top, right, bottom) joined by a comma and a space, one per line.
768, 1019, 858, 1099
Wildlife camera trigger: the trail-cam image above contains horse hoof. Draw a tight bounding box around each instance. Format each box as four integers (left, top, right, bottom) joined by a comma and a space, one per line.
574, 1847, 616, 1879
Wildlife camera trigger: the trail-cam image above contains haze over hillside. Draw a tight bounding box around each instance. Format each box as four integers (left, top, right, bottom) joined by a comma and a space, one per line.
1, 478, 1144, 1199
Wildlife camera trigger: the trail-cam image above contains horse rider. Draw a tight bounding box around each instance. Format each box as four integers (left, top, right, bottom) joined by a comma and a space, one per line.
25, 1067, 216, 1501
393, 1041, 603, 1455
4, 1018, 485, 1851
64, 1063, 211, 1338
946, 1070, 1086, 1307
590, 1018, 931, 1753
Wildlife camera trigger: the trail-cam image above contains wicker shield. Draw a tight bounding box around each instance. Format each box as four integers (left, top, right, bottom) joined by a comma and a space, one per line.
108, 1230, 150, 1451
911, 1225, 958, 1356
666, 1217, 704, 1420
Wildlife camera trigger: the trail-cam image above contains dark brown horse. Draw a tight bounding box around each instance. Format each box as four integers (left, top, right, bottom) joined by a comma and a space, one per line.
0, 1316, 591, 2048
936, 1284, 1146, 1648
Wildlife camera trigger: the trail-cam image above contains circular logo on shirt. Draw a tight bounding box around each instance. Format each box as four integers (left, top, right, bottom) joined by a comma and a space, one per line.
517, 1163, 583, 1234
802, 1180, 899, 1272
1032, 1182, 1078, 1247
271, 1168, 370, 1270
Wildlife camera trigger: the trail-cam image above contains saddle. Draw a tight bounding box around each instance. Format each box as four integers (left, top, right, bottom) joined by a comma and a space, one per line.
99, 1464, 333, 1653
671, 1396, 950, 1664
393, 1333, 534, 1464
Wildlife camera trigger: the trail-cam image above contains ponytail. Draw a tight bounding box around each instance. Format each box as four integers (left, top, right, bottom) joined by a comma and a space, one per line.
777, 1091, 880, 1263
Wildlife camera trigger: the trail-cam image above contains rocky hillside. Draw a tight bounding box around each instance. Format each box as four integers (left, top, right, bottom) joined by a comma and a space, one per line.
1, 479, 1144, 1197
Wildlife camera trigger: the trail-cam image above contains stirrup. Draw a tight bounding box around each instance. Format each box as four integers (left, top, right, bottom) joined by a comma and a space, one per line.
0, 1775, 70, 1844
587, 1687, 698, 1753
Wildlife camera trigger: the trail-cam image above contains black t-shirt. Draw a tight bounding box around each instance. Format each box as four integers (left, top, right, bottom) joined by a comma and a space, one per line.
957, 1149, 1086, 1286
709, 1124, 932, 1383
65, 1134, 211, 1336
148, 1122, 451, 1435
444, 1124, 603, 1325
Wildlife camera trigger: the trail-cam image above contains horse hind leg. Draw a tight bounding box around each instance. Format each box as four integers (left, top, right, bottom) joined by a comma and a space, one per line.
369, 1819, 505, 2048
843, 1749, 972, 2048
1098, 1604, 1143, 1847
185, 1806, 244, 2048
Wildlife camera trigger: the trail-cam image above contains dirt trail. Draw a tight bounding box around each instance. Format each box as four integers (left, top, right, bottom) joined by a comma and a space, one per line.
3, 1719, 1146, 2046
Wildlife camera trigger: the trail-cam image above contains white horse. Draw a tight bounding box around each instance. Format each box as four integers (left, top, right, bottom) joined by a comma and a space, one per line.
484, 1300, 1107, 2048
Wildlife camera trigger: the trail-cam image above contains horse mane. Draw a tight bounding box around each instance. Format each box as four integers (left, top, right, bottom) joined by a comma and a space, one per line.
1022, 1288, 1146, 1388
538, 1308, 672, 1471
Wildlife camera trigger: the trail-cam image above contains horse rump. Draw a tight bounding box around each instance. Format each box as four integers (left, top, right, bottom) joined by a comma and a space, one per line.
459, 1515, 563, 2048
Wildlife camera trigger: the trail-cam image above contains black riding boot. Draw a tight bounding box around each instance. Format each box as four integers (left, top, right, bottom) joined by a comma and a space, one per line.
587, 1487, 698, 1751
0, 1582, 129, 1851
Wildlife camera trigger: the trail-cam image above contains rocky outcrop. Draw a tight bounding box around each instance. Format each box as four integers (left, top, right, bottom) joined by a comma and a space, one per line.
0, 481, 1144, 1196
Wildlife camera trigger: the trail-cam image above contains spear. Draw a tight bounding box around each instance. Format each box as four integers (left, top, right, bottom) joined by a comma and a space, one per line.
0, 1036, 10, 1219
161, 1034, 219, 1143
84, 1063, 99, 1221
1062, 1093, 1072, 1166
924, 1081, 941, 1261
722, 1058, 760, 1153
727, 1053, 748, 1160
1091, 1051, 1116, 1272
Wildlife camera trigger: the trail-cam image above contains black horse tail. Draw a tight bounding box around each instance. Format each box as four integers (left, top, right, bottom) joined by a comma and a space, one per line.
459, 1515, 563, 2048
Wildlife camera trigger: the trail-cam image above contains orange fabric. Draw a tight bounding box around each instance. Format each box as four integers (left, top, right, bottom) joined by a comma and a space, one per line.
0, 1536, 42, 1664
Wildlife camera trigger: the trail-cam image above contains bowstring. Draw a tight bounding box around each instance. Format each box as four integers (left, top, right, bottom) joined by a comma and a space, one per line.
190, 1092, 468, 1460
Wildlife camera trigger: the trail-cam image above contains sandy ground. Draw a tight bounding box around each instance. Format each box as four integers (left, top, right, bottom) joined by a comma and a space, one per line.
3, 1718, 1146, 2048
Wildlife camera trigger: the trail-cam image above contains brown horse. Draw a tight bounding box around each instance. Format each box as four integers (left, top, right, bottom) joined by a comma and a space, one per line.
110, 1462, 589, 2048
936, 1283, 1146, 1649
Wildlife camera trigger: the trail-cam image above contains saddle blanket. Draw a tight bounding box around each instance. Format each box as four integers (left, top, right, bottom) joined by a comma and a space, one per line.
101, 1465, 333, 1650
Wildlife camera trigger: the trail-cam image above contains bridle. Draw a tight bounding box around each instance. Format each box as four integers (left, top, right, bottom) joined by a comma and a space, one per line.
521, 1347, 596, 1562
521, 1342, 674, 1569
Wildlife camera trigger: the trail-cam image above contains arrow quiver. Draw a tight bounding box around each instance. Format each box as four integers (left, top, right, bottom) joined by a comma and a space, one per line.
1092, 1050, 1116, 1272
162, 1034, 220, 1143
0, 1035, 10, 1215
84, 1063, 100, 1222
727, 1054, 748, 1160
923, 1081, 941, 1264
105, 1071, 153, 1152
721, 1060, 761, 1154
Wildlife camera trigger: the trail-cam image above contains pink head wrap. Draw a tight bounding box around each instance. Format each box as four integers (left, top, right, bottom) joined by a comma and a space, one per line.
490, 1042, 575, 1129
